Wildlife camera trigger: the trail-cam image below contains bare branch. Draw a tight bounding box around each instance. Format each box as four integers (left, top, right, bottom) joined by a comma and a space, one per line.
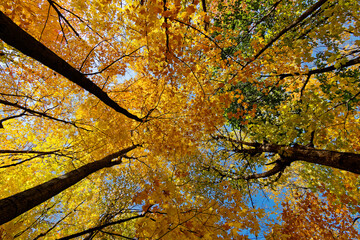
0, 99, 88, 130
79, 39, 108, 71
243, 159, 290, 180
201, 0, 209, 31
84, 46, 143, 76
262, 56, 360, 79
57, 208, 151, 240
32, 201, 85, 240
300, 74, 311, 98
0, 153, 54, 168
0, 149, 59, 154
47, 0, 81, 38
0, 111, 25, 128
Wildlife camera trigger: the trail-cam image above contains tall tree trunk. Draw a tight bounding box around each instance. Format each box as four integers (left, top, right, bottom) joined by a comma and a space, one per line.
243, 145, 360, 180
249, 143, 360, 174
214, 136, 360, 176
0, 145, 138, 225
0, 11, 142, 122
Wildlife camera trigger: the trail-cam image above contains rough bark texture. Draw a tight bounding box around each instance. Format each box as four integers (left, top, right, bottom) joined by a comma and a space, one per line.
0, 145, 138, 225
254, 143, 360, 174
214, 136, 360, 175
0, 11, 142, 122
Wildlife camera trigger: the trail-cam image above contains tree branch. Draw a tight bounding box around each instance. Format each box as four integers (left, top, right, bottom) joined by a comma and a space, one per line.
262, 56, 360, 79
0, 111, 25, 128
243, 158, 291, 180
214, 135, 360, 174
172, 18, 245, 67
0, 145, 139, 224
57, 208, 151, 240
32, 201, 85, 240
0, 11, 144, 122
84, 46, 143, 76
47, 0, 81, 38
0, 99, 88, 130
0, 149, 59, 154
0, 153, 56, 169
245, 0, 328, 67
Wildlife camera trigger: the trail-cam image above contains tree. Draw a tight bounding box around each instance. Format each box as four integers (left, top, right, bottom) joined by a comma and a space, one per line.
0, 0, 360, 239
0, 145, 138, 225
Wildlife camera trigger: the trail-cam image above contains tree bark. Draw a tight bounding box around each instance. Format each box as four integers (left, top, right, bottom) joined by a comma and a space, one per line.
214, 135, 360, 175
281, 145, 360, 174
250, 143, 360, 174
0, 11, 142, 122
0, 145, 138, 225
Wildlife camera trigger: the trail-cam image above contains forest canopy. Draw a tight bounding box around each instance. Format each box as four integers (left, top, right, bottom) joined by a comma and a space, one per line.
0, 0, 360, 239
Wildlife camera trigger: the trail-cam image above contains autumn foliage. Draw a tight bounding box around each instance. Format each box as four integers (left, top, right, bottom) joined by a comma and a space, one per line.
269, 187, 360, 239
0, 0, 360, 239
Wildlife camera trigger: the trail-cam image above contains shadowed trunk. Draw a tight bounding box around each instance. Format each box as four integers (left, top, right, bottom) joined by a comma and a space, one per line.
0, 11, 142, 122
0, 145, 138, 225
249, 143, 360, 174
214, 136, 360, 177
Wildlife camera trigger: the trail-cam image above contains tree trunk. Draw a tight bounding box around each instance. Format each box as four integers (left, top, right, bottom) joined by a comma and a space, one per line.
0, 145, 137, 225
283, 145, 360, 174
252, 143, 360, 174
215, 136, 360, 175
0, 11, 142, 122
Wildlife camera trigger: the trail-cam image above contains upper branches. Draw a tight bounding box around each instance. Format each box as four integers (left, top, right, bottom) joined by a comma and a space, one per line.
244, 0, 329, 68
0, 11, 146, 122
